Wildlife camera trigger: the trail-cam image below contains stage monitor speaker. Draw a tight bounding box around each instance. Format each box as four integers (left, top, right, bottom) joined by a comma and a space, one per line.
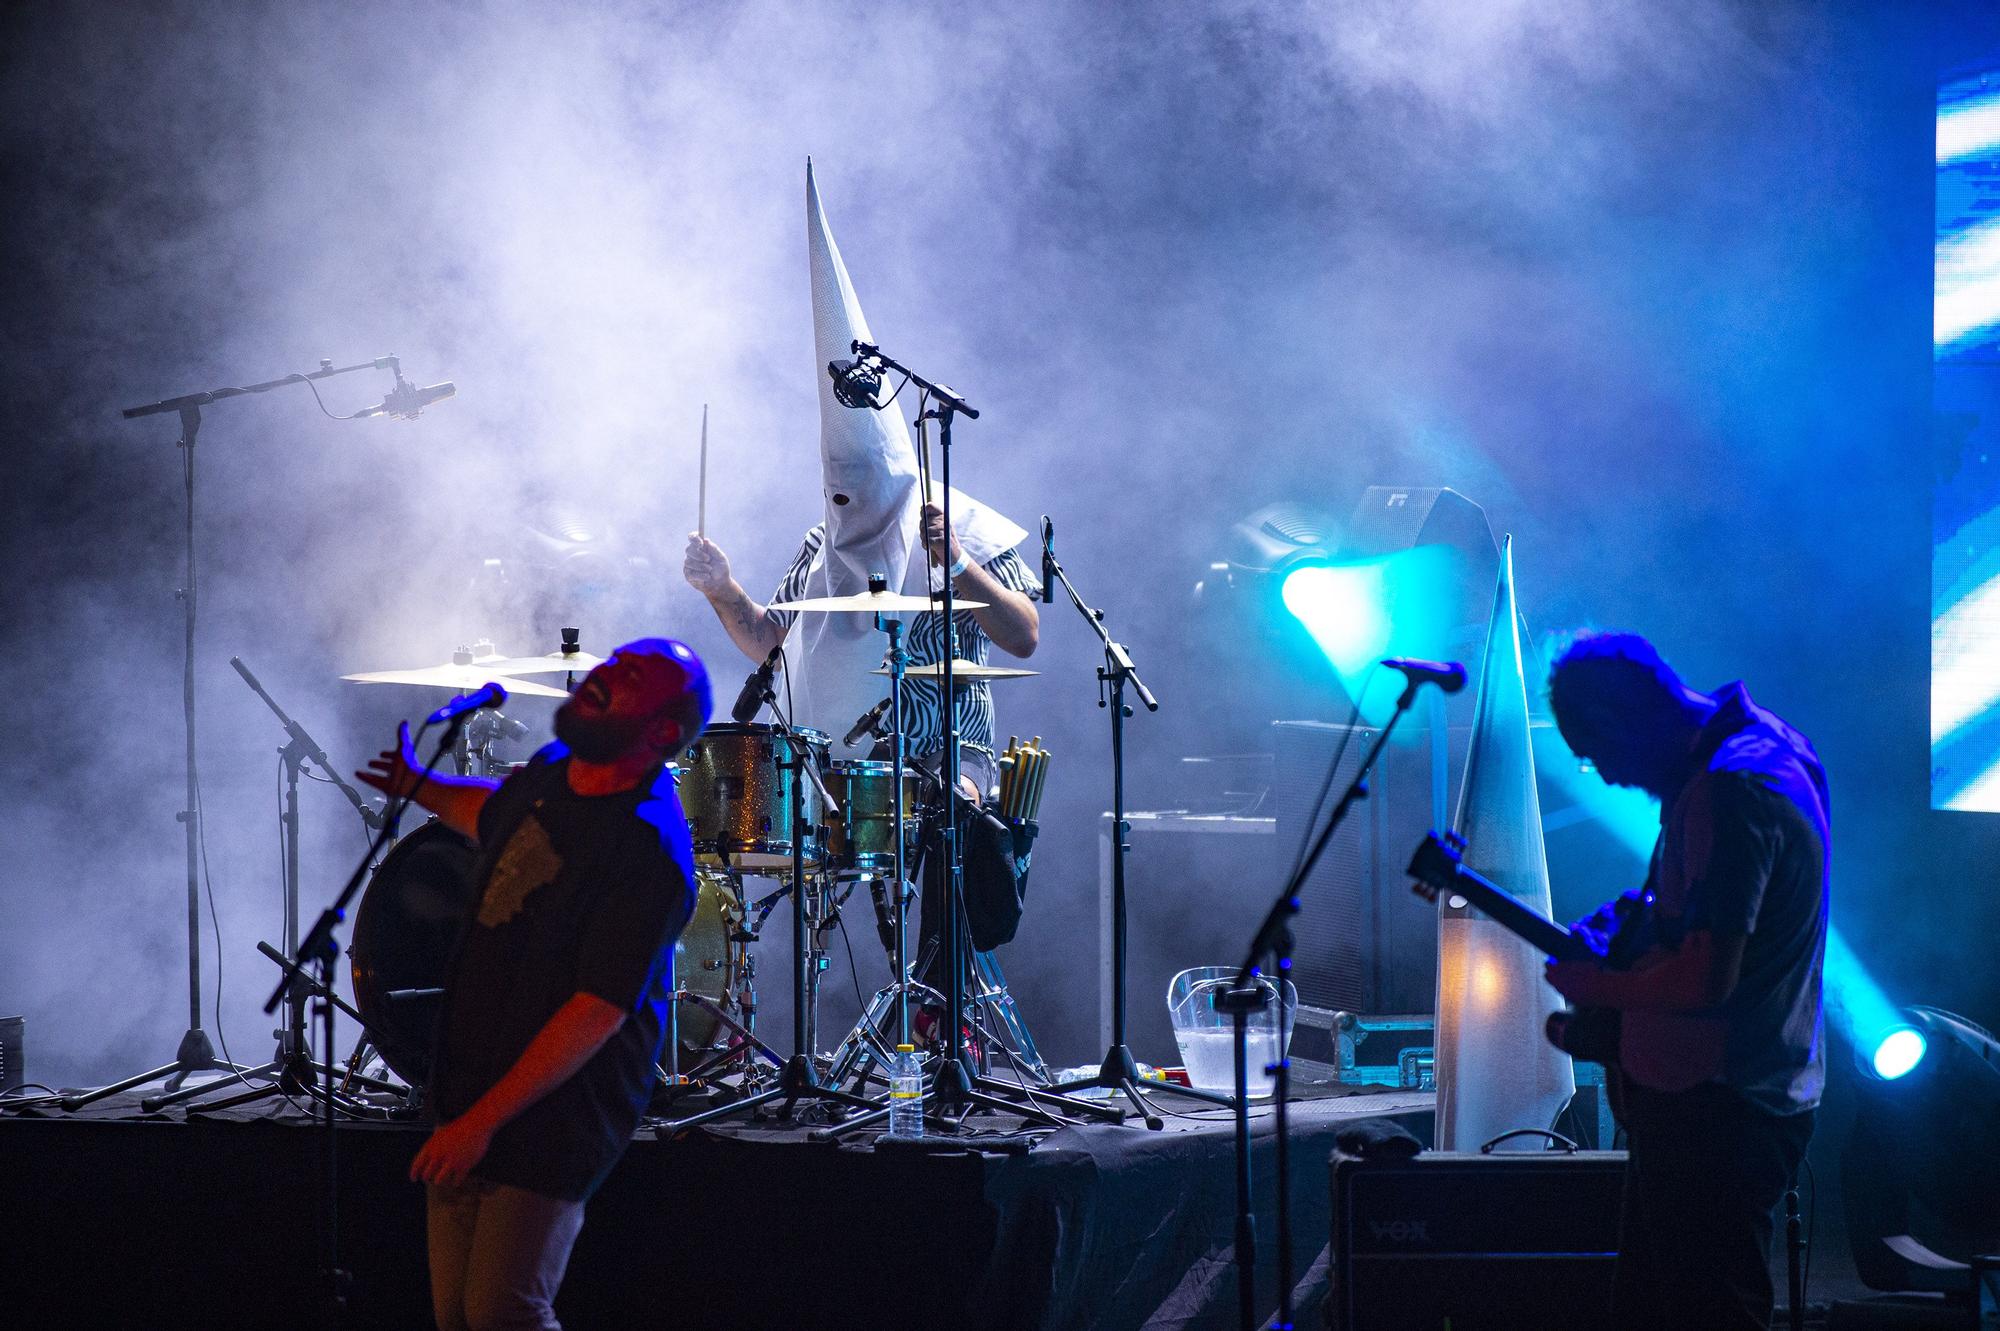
1327, 1148, 1626, 1331
0, 1016, 22, 1094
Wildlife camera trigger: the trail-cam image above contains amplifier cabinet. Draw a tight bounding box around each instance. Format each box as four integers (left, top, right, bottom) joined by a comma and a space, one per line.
1327, 1149, 1626, 1330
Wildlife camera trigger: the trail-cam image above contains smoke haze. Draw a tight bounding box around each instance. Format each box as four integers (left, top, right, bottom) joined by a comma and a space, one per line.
0, 1, 1976, 1091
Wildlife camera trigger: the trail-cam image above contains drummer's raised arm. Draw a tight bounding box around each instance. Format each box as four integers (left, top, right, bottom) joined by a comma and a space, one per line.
684, 532, 785, 664
356, 721, 501, 842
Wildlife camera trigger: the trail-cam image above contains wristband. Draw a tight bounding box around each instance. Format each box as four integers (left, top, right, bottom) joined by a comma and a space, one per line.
947, 551, 972, 579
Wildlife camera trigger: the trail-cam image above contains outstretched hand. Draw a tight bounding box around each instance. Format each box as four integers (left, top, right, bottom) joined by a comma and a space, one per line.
356, 721, 422, 801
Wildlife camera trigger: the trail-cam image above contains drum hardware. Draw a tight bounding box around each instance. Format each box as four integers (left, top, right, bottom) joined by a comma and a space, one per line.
340, 648, 566, 776
767, 590, 989, 613
659, 650, 880, 1134
1041, 516, 1232, 1130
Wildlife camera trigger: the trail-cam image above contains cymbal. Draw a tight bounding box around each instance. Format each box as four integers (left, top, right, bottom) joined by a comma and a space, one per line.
340, 664, 569, 699
769, 590, 987, 613
481, 650, 606, 676
870, 660, 1038, 682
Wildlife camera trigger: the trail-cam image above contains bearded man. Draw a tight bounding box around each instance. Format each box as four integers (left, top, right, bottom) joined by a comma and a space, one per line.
357, 638, 711, 1331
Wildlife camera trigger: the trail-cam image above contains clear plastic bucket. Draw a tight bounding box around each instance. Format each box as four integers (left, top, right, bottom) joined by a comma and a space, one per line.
1167, 965, 1297, 1099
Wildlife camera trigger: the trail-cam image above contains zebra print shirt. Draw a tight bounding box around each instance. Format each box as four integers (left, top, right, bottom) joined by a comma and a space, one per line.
766, 523, 1039, 759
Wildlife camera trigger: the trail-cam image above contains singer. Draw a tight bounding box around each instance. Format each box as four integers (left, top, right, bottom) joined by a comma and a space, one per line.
356, 639, 711, 1331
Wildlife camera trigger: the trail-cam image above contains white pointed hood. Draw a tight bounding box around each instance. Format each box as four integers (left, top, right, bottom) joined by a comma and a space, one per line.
784, 162, 1025, 745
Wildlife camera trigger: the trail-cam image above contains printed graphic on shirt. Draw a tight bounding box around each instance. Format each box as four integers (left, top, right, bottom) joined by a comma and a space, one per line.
478, 814, 560, 927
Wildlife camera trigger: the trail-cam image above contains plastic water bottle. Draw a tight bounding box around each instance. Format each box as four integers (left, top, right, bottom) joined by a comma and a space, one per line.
887, 1043, 925, 1138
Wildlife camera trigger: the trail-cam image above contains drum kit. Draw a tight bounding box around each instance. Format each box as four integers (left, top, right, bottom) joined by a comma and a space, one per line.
340, 588, 1058, 1123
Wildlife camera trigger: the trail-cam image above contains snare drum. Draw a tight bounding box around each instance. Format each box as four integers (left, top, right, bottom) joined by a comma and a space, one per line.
821, 759, 922, 876
678, 723, 829, 871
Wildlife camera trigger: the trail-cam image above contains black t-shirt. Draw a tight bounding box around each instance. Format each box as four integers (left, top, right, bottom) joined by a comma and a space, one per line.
429, 743, 695, 1202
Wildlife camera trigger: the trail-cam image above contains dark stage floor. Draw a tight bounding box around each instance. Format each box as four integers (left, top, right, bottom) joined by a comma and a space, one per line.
0, 1078, 1432, 1329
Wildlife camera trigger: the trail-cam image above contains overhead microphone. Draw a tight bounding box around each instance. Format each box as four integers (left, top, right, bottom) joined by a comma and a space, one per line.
426, 681, 507, 725
826, 355, 882, 410
1381, 658, 1468, 695
731, 645, 783, 724
352, 377, 456, 420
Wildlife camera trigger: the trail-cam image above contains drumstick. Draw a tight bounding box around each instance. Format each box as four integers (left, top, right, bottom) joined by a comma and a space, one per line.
698, 403, 709, 539
1028, 740, 1051, 822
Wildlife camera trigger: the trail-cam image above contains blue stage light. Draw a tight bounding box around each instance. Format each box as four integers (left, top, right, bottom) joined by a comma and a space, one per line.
1869, 1026, 1929, 1081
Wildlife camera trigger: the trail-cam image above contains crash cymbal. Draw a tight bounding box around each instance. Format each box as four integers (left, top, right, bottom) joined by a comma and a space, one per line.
480, 650, 606, 676
340, 664, 569, 699
768, 590, 987, 613
870, 659, 1037, 681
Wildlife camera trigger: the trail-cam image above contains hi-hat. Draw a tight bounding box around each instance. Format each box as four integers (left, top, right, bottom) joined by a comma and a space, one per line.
481, 650, 605, 676
340, 664, 569, 699
770, 590, 987, 613
871, 660, 1037, 681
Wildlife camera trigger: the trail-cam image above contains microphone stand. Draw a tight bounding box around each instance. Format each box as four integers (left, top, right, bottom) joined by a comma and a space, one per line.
817, 344, 1117, 1133
281, 709, 473, 1322
63, 355, 410, 1114
1043, 522, 1232, 1128
146, 657, 387, 1114
1223, 677, 1434, 1331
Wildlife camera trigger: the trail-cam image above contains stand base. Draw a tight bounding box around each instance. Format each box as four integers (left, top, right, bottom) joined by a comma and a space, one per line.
656, 1054, 878, 1134
58, 1028, 255, 1112
1051, 1043, 1236, 1131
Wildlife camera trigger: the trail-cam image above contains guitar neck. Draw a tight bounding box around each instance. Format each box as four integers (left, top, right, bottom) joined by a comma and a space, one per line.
1436, 854, 1594, 963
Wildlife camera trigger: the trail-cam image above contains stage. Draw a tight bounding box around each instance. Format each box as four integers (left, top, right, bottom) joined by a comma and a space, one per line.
0, 1082, 1432, 1329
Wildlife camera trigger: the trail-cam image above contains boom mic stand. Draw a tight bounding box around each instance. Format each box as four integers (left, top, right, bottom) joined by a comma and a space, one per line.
1043, 520, 1231, 1129
64, 355, 415, 1114
151, 656, 387, 1114
1223, 671, 1445, 1331
284, 706, 476, 1320
834, 342, 1118, 1131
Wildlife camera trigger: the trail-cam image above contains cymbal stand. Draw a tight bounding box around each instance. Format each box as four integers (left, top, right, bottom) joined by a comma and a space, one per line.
659, 672, 879, 1132
151, 657, 387, 1114
66, 357, 408, 1115
1042, 518, 1231, 1129
815, 344, 1118, 1136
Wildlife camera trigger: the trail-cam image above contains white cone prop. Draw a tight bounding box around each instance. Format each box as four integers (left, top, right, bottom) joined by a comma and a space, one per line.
785, 161, 1022, 744
1432, 536, 1575, 1151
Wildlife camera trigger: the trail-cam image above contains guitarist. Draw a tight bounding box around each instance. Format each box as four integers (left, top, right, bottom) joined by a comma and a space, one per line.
1540, 632, 1828, 1331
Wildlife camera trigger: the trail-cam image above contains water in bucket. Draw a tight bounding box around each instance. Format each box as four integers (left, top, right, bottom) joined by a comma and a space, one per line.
1167, 965, 1297, 1099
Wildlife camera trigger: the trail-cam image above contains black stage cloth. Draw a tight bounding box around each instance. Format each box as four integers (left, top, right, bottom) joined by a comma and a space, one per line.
0, 1083, 1430, 1329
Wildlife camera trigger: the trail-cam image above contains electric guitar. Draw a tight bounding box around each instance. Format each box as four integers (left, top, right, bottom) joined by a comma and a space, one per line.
1405, 831, 1646, 1070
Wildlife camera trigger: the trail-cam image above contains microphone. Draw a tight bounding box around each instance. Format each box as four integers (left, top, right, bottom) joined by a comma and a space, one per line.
1040, 516, 1055, 604
867, 880, 897, 954
843, 697, 893, 748
731, 645, 782, 724
353, 378, 456, 420
1381, 658, 1467, 695
827, 356, 881, 410
426, 681, 507, 725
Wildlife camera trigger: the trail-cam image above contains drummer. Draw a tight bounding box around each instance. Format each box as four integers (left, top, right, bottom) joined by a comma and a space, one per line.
682, 500, 1040, 793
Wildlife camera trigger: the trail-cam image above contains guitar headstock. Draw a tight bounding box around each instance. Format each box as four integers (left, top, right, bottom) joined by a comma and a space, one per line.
1406, 830, 1466, 903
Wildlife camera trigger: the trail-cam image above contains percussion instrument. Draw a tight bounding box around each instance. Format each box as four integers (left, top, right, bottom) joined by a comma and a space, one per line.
348, 821, 741, 1086
767, 589, 987, 613
677, 723, 830, 871
820, 759, 923, 876
340, 662, 567, 698
870, 659, 1037, 682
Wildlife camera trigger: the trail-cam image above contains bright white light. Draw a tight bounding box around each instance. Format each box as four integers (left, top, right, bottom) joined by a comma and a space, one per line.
1935, 218, 2000, 349
1930, 563, 2000, 744
1939, 95, 2000, 164
1871, 1027, 1928, 1080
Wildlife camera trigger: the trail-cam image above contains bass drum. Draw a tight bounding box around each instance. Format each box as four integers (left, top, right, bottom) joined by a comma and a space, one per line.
348, 820, 739, 1088
349, 821, 476, 1088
